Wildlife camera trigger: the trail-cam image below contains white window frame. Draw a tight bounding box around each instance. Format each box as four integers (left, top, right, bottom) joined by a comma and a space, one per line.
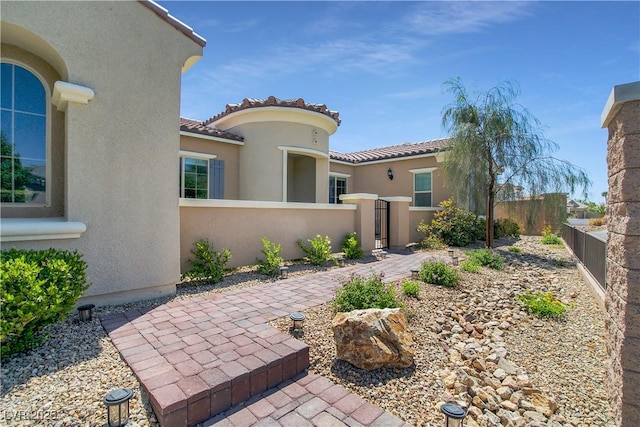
409, 167, 436, 208
329, 172, 350, 204
179, 150, 216, 199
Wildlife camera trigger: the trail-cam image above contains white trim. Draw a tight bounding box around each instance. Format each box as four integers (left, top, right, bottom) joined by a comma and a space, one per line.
329, 152, 440, 166
282, 149, 287, 202
339, 193, 378, 201
329, 171, 351, 178
601, 81, 640, 128
180, 130, 245, 145
278, 146, 330, 159
51, 81, 94, 112
0, 218, 87, 242
409, 206, 443, 212
380, 196, 412, 203
179, 150, 217, 160
409, 167, 438, 174
179, 198, 357, 210
213, 107, 338, 135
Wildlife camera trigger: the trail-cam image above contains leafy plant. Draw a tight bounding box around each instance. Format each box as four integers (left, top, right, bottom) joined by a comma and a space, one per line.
517, 291, 570, 318
332, 273, 399, 313
466, 249, 505, 270
257, 237, 283, 276
297, 235, 334, 266
417, 199, 484, 247
460, 259, 481, 273
416, 231, 446, 250
341, 232, 363, 259
186, 239, 231, 283
1, 249, 90, 357
508, 246, 522, 253
494, 218, 521, 238
401, 279, 420, 299
541, 225, 563, 245
419, 260, 460, 287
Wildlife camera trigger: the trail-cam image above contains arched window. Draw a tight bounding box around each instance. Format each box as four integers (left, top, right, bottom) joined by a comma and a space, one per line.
1, 62, 47, 204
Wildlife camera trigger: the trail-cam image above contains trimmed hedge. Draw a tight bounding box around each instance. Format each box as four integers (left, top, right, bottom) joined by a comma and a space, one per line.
1, 248, 90, 357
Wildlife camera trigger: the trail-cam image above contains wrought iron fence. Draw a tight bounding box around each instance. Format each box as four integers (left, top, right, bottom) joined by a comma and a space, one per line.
562, 224, 606, 290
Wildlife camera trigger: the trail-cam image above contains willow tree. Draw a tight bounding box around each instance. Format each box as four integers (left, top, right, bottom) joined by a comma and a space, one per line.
441, 78, 590, 248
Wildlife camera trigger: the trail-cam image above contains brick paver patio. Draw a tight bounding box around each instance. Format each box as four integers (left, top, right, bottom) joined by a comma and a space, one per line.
101, 250, 439, 426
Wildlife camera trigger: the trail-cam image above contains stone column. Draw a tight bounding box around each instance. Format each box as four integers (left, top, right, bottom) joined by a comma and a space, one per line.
340, 193, 377, 252
382, 197, 412, 250
601, 81, 640, 426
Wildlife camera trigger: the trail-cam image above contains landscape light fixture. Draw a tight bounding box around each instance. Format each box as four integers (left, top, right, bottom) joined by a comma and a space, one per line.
387, 168, 394, 180
448, 249, 455, 258
290, 311, 305, 331
77, 304, 95, 322
411, 268, 420, 279
103, 387, 133, 427
452, 256, 459, 266
440, 402, 466, 427
279, 266, 289, 279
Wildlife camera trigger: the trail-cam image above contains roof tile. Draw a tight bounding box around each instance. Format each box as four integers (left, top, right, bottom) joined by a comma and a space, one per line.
180, 118, 244, 142
330, 139, 449, 164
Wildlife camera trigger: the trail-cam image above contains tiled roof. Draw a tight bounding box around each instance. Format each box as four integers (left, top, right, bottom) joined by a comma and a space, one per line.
203, 96, 341, 127
330, 139, 449, 164
140, 1, 206, 47
180, 118, 244, 142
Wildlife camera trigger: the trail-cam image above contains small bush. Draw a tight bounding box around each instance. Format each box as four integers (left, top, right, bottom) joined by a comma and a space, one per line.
401, 279, 420, 299
417, 199, 483, 247
508, 246, 522, 253
187, 239, 231, 283
494, 218, 521, 238
541, 225, 563, 245
341, 232, 363, 259
467, 249, 505, 270
517, 291, 570, 318
419, 260, 460, 287
1, 248, 90, 357
460, 259, 481, 273
417, 232, 446, 250
257, 237, 283, 276
589, 217, 606, 226
332, 273, 399, 313
297, 235, 334, 266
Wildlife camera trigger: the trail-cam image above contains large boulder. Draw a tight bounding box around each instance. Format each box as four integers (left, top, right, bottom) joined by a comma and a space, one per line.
331, 308, 415, 370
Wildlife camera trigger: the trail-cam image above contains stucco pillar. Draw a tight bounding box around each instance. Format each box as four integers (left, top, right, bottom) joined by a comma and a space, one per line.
601, 81, 640, 426
382, 197, 412, 250
340, 193, 377, 252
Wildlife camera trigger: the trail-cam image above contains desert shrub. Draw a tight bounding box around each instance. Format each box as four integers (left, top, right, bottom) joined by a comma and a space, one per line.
257, 237, 283, 276
460, 259, 481, 273
517, 291, 570, 318
541, 225, 563, 245
508, 246, 522, 253
1, 248, 90, 357
494, 218, 521, 238
297, 235, 334, 266
186, 239, 231, 283
466, 249, 505, 270
332, 273, 399, 313
419, 260, 460, 287
589, 217, 606, 226
417, 199, 483, 247
341, 232, 363, 259
401, 279, 420, 299
416, 230, 446, 250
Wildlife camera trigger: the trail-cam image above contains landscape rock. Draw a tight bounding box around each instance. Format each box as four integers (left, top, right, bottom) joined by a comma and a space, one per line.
331, 308, 415, 370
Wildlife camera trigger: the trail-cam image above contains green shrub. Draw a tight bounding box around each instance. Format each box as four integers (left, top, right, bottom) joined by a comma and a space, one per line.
417, 199, 483, 247
341, 232, 363, 259
417, 232, 446, 250
186, 239, 231, 283
1, 248, 90, 357
460, 259, 481, 273
257, 237, 283, 276
466, 249, 505, 270
401, 279, 420, 299
332, 273, 399, 313
297, 235, 334, 266
541, 225, 563, 245
517, 291, 570, 318
495, 218, 521, 238
508, 246, 522, 253
419, 260, 460, 287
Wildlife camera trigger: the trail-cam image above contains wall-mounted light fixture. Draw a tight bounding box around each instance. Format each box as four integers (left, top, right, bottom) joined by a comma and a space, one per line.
387, 168, 394, 180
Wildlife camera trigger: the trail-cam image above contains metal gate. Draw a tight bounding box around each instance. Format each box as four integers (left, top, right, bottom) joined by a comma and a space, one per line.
375, 199, 390, 249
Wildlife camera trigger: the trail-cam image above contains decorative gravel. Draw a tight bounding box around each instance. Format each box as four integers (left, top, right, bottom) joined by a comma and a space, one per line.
1, 238, 613, 426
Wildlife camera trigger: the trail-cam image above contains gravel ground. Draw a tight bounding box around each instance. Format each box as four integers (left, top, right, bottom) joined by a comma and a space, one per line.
1, 238, 613, 426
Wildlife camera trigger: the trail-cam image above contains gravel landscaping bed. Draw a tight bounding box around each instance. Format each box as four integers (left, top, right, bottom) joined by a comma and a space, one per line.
1, 238, 613, 426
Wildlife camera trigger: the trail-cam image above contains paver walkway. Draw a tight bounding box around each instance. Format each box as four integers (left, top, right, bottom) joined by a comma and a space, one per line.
100, 250, 440, 427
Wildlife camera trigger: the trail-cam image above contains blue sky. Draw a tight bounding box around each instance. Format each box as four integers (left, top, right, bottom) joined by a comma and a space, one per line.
167, 1, 639, 202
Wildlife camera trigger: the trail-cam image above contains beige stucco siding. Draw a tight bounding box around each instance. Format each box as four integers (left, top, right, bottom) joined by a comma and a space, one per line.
2, 2, 203, 304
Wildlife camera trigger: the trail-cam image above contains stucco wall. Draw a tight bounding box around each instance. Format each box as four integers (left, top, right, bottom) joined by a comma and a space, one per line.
496, 194, 568, 235
180, 202, 357, 270
2, 2, 203, 305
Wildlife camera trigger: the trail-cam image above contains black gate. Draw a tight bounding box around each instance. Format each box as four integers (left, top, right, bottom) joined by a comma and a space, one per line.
375, 199, 390, 249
